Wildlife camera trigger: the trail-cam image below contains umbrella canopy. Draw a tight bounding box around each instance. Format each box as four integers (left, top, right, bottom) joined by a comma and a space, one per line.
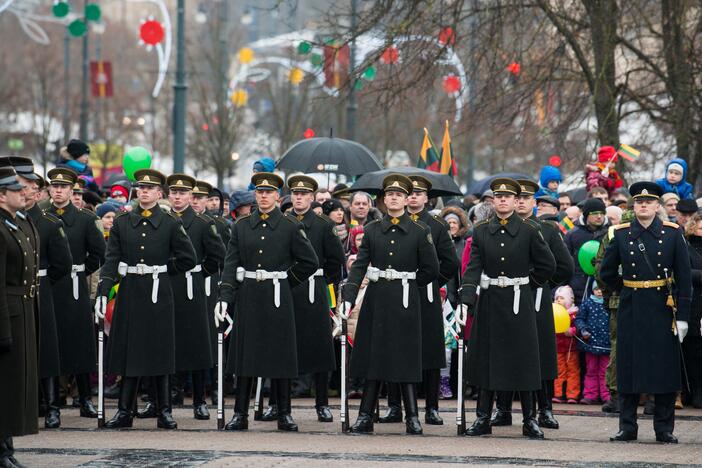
467, 172, 532, 195
349, 167, 462, 198
277, 137, 383, 176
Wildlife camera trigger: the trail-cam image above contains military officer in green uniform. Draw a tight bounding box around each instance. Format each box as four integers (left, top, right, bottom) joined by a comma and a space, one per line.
600, 182, 691, 444
491, 179, 573, 430
215, 172, 318, 432
97, 169, 197, 430
0, 167, 39, 468
342, 174, 440, 435
46, 167, 105, 419
459, 178, 556, 439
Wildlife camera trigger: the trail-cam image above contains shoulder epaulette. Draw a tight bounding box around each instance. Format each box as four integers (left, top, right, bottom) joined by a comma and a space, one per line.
365, 219, 381, 229
523, 218, 540, 229
607, 225, 616, 240
196, 212, 214, 223
431, 214, 448, 227
80, 208, 99, 219
165, 210, 180, 220
314, 212, 333, 224
42, 211, 61, 223
282, 213, 301, 225
614, 222, 631, 230
663, 221, 679, 229
233, 213, 250, 225
473, 219, 489, 228
16, 211, 26, 220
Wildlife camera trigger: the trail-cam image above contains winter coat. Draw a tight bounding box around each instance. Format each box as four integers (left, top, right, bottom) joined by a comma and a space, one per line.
686, 235, 702, 337
535, 165, 561, 199
656, 158, 694, 200
565, 217, 609, 302
574, 297, 611, 355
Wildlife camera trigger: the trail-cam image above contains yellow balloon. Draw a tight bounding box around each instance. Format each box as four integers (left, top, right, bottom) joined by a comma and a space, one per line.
552, 303, 571, 333
238, 47, 254, 64
230, 89, 248, 107
288, 67, 304, 85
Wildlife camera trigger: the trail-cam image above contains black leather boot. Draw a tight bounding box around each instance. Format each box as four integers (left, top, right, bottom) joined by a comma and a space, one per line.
490, 391, 513, 426
276, 379, 298, 432
105, 377, 138, 429
225, 376, 252, 431
350, 380, 381, 433
0, 436, 19, 468
76, 373, 98, 418
378, 382, 403, 423
520, 391, 544, 439
536, 383, 559, 429
423, 369, 443, 425
42, 377, 61, 429
401, 383, 423, 435
192, 370, 210, 420
465, 390, 493, 436
259, 379, 278, 421
155, 375, 177, 429
137, 377, 157, 418
314, 372, 333, 422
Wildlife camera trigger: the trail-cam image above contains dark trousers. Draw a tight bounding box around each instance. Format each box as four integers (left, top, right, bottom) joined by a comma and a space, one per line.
619, 392, 675, 434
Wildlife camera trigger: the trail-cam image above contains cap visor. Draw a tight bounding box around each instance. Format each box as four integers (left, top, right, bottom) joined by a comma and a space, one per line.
6, 182, 25, 191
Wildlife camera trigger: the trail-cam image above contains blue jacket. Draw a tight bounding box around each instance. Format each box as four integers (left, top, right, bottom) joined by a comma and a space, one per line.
574, 296, 610, 355
655, 158, 694, 200
535, 165, 561, 199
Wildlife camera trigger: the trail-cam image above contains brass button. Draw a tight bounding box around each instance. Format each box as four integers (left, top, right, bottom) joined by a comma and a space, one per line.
632, 274, 637, 278
630, 251, 634, 255
23, 280, 27, 285
143, 222, 147, 226
631, 263, 636, 266
501, 257, 505, 261
388, 265, 392, 268
391, 229, 396, 232
500, 230, 505, 234
659, 240, 663, 244
657, 252, 662, 256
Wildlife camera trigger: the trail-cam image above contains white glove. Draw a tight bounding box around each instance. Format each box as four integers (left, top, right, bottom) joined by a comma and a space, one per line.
677, 320, 688, 343
214, 301, 228, 328
456, 304, 469, 327
338, 301, 352, 320
94, 296, 107, 322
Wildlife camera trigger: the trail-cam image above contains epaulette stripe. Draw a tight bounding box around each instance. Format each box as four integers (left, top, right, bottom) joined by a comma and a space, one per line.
663, 221, 679, 229
614, 222, 631, 230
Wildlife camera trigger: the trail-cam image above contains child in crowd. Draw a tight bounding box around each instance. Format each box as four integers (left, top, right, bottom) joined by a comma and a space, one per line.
656, 158, 694, 199
585, 146, 623, 196
439, 287, 457, 399
535, 165, 562, 199
553, 285, 581, 404
575, 281, 611, 405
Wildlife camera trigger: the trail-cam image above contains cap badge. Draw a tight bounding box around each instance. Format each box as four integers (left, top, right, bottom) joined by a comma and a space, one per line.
499, 184, 506, 190
176, 179, 183, 186
297, 182, 305, 187
261, 179, 268, 186
642, 189, 649, 195
56, 174, 64, 180
392, 181, 400, 187
143, 175, 151, 182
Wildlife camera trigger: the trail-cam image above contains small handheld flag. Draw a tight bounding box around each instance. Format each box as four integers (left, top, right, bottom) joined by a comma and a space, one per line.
559, 216, 574, 234
617, 144, 640, 162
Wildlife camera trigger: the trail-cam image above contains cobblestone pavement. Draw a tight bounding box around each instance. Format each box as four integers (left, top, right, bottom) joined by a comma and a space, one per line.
14, 399, 702, 467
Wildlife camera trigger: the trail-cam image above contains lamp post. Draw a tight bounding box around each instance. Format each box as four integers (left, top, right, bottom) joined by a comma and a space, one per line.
172, 0, 187, 173
345, 0, 357, 141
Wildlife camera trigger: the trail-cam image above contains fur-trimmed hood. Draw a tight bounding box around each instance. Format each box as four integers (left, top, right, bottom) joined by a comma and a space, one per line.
440, 205, 469, 239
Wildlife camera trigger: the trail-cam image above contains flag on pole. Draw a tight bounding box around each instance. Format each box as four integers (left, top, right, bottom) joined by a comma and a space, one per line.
417, 128, 440, 172
326, 284, 337, 309
439, 120, 458, 176
617, 144, 640, 162
559, 216, 574, 234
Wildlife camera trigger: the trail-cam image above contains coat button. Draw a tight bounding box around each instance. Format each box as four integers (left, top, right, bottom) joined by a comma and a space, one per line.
501, 257, 505, 261
659, 240, 663, 244
631, 263, 636, 266
500, 230, 505, 234
23, 280, 27, 285
143, 222, 147, 226
388, 265, 392, 268
630, 251, 634, 255
391, 240, 395, 244
657, 252, 662, 255
140, 259, 145, 262
500, 243, 504, 247
632, 274, 637, 278
262, 223, 267, 227
140, 246, 145, 250
261, 236, 265, 240
258, 250, 263, 254
391, 229, 396, 232
142, 233, 146, 237
389, 252, 394, 256
257, 264, 261, 267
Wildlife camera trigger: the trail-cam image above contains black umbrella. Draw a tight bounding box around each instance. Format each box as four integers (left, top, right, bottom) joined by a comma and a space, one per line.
467, 172, 532, 195
277, 137, 383, 176
349, 167, 462, 198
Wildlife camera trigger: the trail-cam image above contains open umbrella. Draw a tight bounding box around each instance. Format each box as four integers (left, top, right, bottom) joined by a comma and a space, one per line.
349, 167, 462, 198
277, 137, 383, 176
467, 172, 532, 195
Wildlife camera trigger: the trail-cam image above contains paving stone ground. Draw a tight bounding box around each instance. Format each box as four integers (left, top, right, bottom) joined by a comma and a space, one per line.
14, 398, 702, 467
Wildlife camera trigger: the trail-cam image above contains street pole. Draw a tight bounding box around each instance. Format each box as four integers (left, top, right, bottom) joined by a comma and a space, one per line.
218, 0, 229, 189
345, 0, 357, 141
79, 0, 90, 141
465, 0, 479, 187
172, 0, 187, 173
62, 28, 71, 141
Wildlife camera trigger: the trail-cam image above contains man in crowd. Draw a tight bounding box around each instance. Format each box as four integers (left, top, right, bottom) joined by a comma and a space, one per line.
675, 198, 698, 228
600, 182, 691, 444
348, 191, 372, 226
558, 193, 572, 211
459, 178, 555, 439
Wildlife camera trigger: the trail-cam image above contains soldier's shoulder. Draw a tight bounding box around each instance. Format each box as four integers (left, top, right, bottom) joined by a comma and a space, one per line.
523, 217, 541, 230
41, 210, 62, 223
614, 222, 631, 231
282, 213, 302, 226
662, 220, 680, 230
427, 213, 448, 227
80, 208, 99, 219
410, 217, 431, 231
314, 212, 334, 225
364, 219, 381, 231
195, 212, 215, 224
473, 219, 489, 230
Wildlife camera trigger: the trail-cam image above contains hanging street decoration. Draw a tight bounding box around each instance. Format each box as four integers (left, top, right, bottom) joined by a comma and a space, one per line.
438, 26, 456, 46
442, 74, 461, 95
230, 89, 248, 107
289, 67, 304, 85
297, 40, 312, 55
380, 46, 399, 64
549, 155, 562, 167
139, 19, 165, 46
52, 1, 70, 18
362, 66, 376, 81
303, 128, 316, 139
507, 61, 521, 76
85, 3, 101, 22
135, 0, 172, 98
238, 47, 255, 64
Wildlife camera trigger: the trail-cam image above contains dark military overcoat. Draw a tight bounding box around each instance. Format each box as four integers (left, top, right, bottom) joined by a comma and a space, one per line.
461, 213, 556, 391
99, 205, 196, 377
206, 212, 231, 357
345, 213, 439, 383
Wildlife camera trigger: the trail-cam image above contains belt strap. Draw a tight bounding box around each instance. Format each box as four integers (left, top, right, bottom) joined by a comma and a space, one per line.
535, 287, 543, 312
623, 278, 671, 289
427, 284, 434, 303
118, 262, 168, 303
367, 267, 417, 308
70, 264, 85, 300
185, 264, 203, 300
205, 276, 211, 297
480, 274, 530, 314
236, 267, 288, 308
6, 284, 36, 297
308, 269, 324, 303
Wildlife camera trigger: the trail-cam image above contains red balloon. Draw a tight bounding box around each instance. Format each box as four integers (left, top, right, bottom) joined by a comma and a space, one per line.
140, 20, 164, 46
380, 47, 399, 64
549, 155, 562, 167
442, 75, 461, 94
507, 61, 521, 76
438, 26, 456, 46
303, 128, 315, 139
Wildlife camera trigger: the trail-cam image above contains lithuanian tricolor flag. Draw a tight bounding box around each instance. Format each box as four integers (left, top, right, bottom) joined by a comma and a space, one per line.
617, 144, 640, 162
417, 128, 440, 172
559, 216, 574, 234
326, 284, 336, 308
439, 120, 458, 176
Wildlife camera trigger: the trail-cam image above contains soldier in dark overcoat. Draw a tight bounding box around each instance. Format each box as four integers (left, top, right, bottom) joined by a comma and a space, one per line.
459, 178, 556, 439
215, 172, 318, 432
341, 174, 439, 435
46, 167, 105, 418
0, 167, 39, 468
97, 169, 197, 429
492, 179, 574, 430
600, 182, 692, 444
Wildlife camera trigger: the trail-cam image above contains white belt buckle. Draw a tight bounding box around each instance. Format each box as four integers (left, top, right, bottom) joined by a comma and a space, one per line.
497, 276, 507, 288
256, 269, 265, 281
135, 264, 147, 275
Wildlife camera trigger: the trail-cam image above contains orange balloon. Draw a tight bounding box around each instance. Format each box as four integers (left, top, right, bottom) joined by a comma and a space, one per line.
552, 303, 570, 333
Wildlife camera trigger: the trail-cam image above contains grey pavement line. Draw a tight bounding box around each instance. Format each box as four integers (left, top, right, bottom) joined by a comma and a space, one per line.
17, 447, 701, 467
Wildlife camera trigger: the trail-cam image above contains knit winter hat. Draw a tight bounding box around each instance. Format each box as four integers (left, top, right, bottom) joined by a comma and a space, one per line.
668, 162, 684, 174
597, 146, 618, 164
582, 198, 607, 218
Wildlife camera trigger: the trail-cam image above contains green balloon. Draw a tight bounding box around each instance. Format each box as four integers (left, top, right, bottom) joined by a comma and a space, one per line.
123, 147, 152, 181
362, 66, 376, 80
309, 53, 322, 67
68, 19, 87, 37
52, 1, 70, 18
578, 240, 600, 276
85, 3, 102, 22
297, 41, 311, 55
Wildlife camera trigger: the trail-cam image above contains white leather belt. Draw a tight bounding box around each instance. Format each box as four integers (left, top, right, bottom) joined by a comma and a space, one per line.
535, 287, 543, 312
367, 266, 417, 308
427, 284, 434, 303
118, 262, 168, 303
71, 264, 85, 300
185, 264, 203, 300
205, 277, 211, 297
236, 267, 288, 308
38, 269, 47, 277
308, 269, 324, 303
479, 274, 530, 314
